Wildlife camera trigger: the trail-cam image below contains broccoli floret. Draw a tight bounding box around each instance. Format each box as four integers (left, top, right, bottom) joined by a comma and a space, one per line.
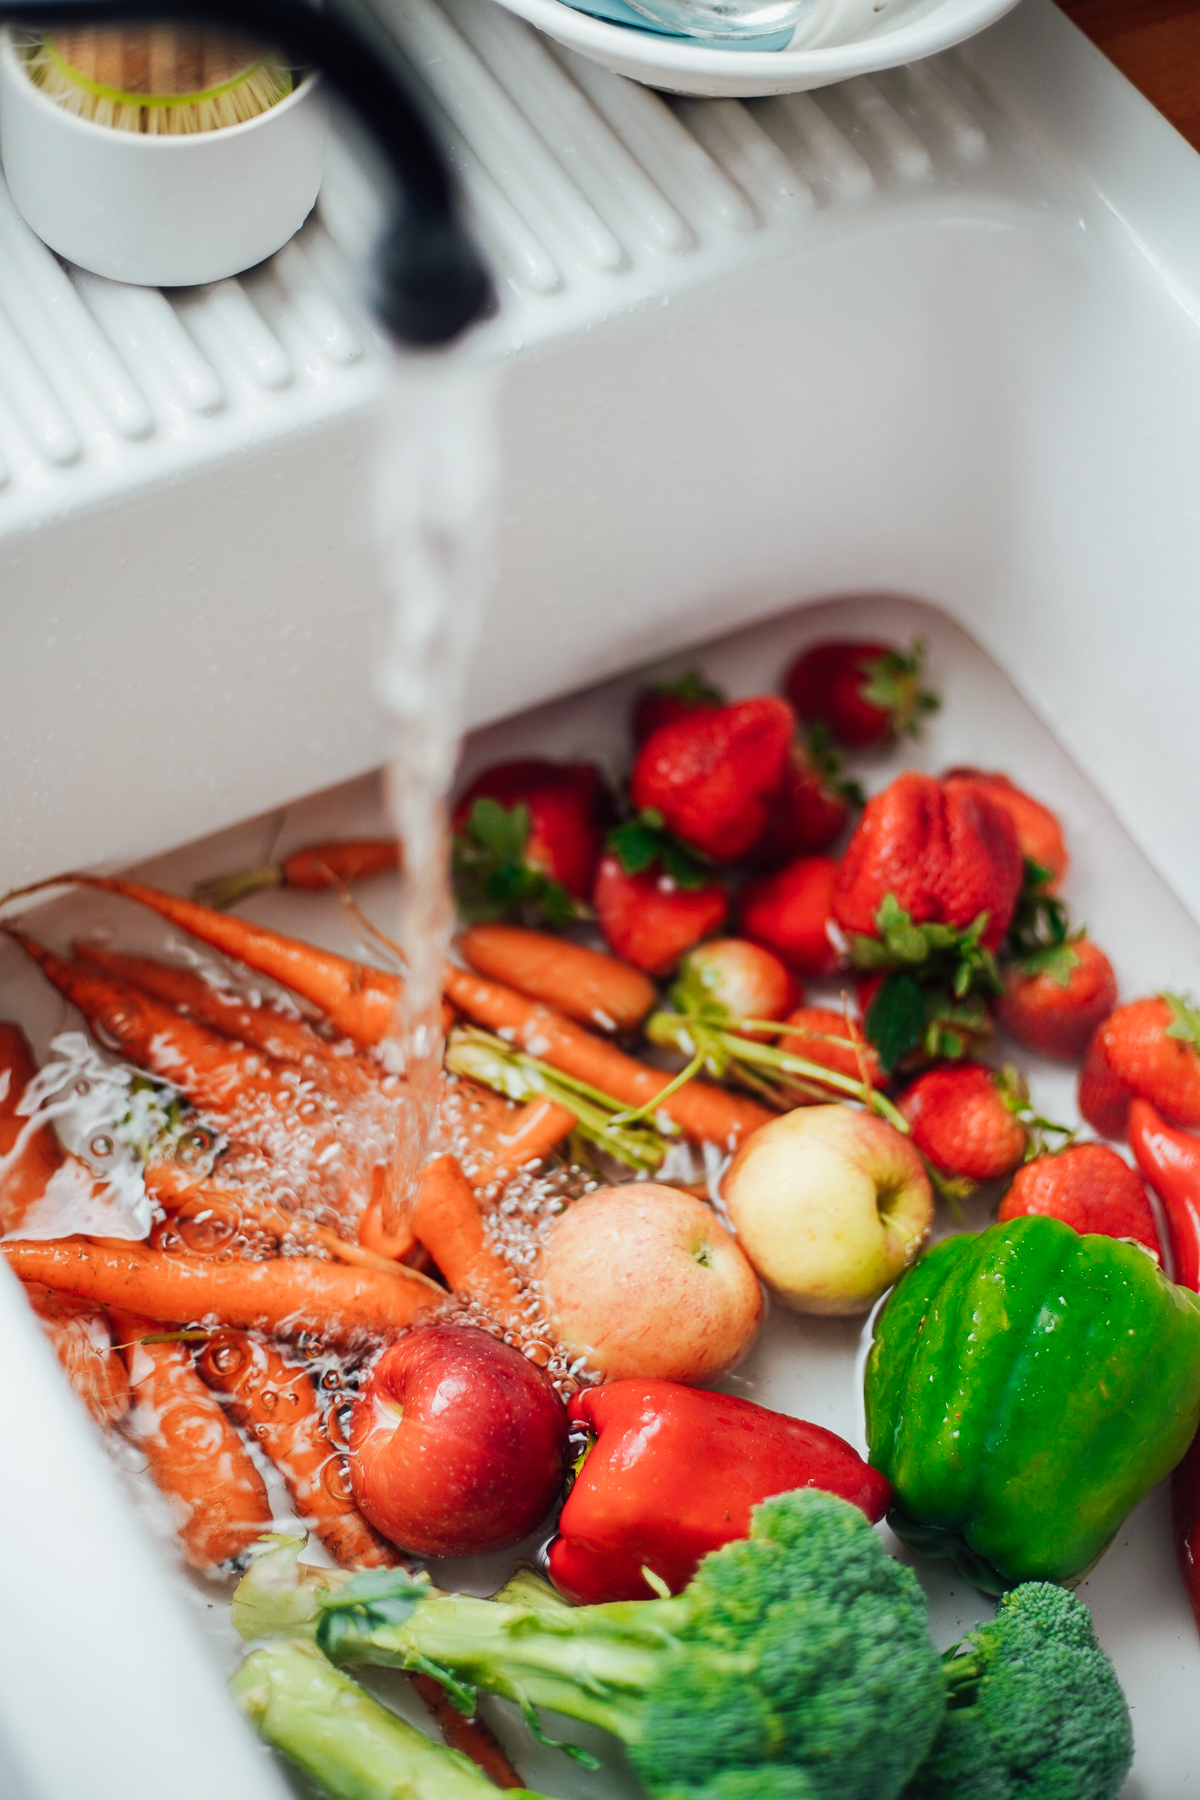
902, 1582, 1133, 1800
234, 1491, 945, 1800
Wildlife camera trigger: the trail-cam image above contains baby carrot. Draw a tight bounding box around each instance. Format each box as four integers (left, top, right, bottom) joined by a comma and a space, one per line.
1, 1022, 69, 1235
195, 839, 400, 910
411, 1154, 526, 1323
466, 1097, 576, 1193
458, 924, 657, 1034
109, 1306, 274, 1572
74, 943, 372, 1093
195, 1331, 396, 1569
22, 1279, 130, 1427
66, 876, 402, 1045
0, 1021, 38, 1117
3, 1239, 444, 1345
145, 1166, 404, 1274
409, 1675, 525, 1789
442, 965, 772, 1149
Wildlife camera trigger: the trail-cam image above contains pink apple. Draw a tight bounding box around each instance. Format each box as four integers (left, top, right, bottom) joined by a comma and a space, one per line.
722, 1103, 932, 1315
348, 1323, 567, 1557
538, 1183, 763, 1383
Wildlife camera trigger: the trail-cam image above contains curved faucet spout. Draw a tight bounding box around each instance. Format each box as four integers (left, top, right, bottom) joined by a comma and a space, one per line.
0, 0, 491, 345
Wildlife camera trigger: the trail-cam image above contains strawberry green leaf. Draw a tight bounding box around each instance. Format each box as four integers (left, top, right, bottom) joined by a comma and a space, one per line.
857, 639, 940, 739
606, 809, 711, 891
1164, 992, 1200, 1050
866, 972, 927, 1075
849, 896, 1002, 1004
648, 669, 725, 707
1017, 942, 1082, 987
452, 798, 579, 929
803, 723, 867, 809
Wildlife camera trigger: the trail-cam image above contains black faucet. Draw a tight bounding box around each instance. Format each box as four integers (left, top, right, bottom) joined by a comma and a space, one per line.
0, 0, 492, 345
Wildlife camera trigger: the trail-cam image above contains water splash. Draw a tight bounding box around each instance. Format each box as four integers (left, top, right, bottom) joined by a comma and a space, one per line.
372, 355, 501, 1229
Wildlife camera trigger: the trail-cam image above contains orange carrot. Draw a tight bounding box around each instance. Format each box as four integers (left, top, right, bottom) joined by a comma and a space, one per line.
410, 1154, 526, 1323
146, 1165, 405, 1274
74, 944, 372, 1093
109, 1306, 273, 1571
23, 1279, 130, 1427
466, 1097, 576, 1192
64, 876, 403, 1045
442, 965, 772, 1149
3, 1238, 444, 1344
0, 1022, 68, 1235
0, 1021, 38, 1118
409, 1676, 524, 1788
195, 839, 400, 910
195, 1331, 396, 1569
459, 925, 657, 1035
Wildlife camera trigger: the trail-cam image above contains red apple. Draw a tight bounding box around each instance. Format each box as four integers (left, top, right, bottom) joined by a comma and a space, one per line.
348, 1324, 568, 1557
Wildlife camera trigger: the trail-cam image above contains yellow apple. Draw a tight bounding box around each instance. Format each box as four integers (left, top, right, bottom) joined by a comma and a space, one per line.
538, 1183, 762, 1383
722, 1104, 932, 1315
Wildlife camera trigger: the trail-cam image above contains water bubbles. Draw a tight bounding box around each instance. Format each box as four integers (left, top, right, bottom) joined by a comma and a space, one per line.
89, 1133, 114, 1158
209, 1342, 245, 1376
176, 1127, 217, 1168
259, 1389, 278, 1413
74, 1079, 91, 1096
322, 1456, 354, 1503
321, 1369, 342, 1390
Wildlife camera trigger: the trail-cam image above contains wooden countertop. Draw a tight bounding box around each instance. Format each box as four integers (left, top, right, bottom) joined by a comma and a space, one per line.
1054, 0, 1200, 150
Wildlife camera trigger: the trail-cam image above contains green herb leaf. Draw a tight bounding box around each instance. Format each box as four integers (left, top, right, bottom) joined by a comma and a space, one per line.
866, 972, 927, 1074
857, 639, 940, 738
1165, 993, 1200, 1050
451, 797, 581, 929
606, 809, 710, 891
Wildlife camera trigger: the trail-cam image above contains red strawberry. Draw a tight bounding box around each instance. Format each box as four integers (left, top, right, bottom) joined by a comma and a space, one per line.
779, 1005, 881, 1090
676, 938, 800, 1041
630, 697, 794, 863
784, 639, 938, 749
453, 759, 610, 901
833, 771, 1023, 952
998, 938, 1117, 1060
898, 1062, 1028, 1182
746, 736, 853, 868
998, 1143, 1160, 1258
739, 855, 840, 978
943, 768, 1068, 890
592, 854, 727, 975
1079, 995, 1200, 1138
632, 671, 724, 746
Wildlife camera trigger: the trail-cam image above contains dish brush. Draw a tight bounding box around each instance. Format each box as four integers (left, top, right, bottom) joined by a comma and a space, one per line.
21, 24, 292, 134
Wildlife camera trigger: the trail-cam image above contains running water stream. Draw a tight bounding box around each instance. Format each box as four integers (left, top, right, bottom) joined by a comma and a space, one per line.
371, 355, 501, 1232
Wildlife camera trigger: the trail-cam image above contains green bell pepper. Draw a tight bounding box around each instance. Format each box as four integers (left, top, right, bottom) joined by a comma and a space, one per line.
864, 1213, 1200, 1593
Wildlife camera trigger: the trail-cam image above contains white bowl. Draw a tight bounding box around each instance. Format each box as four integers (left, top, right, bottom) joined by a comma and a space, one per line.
0, 31, 327, 285
487, 0, 1021, 96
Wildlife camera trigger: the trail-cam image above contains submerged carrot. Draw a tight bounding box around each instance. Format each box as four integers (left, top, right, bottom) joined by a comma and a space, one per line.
145, 1167, 404, 1274
23, 1279, 130, 1427
74, 943, 371, 1092
459, 925, 657, 1034
409, 1675, 525, 1789
442, 965, 772, 1149
0, 1021, 38, 1118
195, 839, 400, 911
109, 1306, 273, 1571
0, 1022, 69, 1235
196, 1331, 396, 1569
3, 1239, 444, 1344
467, 1097, 576, 1192
410, 1154, 526, 1323
64, 876, 403, 1045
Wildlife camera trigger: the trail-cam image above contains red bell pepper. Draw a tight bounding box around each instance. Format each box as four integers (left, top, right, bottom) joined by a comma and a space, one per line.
1128, 1097, 1200, 1292
546, 1379, 891, 1606
1173, 1427, 1200, 1634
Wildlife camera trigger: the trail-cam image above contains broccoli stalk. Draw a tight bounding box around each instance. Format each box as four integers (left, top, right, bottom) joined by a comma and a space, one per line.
901, 1583, 1133, 1800
233, 1490, 946, 1800
230, 1639, 552, 1800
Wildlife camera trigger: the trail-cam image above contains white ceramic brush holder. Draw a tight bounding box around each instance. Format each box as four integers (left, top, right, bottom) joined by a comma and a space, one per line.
0, 29, 327, 285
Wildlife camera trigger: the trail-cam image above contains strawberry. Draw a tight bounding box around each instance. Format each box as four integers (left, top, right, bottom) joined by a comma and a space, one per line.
739, 855, 840, 978
778, 1005, 881, 1090
673, 938, 800, 1041
943, 768, 1068, 891
632, 671, 724, 746
1079, 995, 1200, 1138
592, 854, 727, 975
784, 638, 938, 749
745, 727, 862, 868
998, 1143, 1160, 1258
452, 759, 611, 927
998, 938, 1118, 1060
898, 1063, 1029, 1183
833, 771, 1023, 952
629, 697, 794, 864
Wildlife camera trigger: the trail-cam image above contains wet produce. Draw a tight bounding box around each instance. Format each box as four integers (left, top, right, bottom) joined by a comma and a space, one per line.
236, 1490, 947, 1800
349, 1324, 569, 1557
865, 1214, 1200, 1591
547, 1379, 891, 1603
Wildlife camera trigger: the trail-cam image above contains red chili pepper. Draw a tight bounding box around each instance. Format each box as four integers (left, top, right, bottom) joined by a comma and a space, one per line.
1128, 1097, 1200, 1291
1172, 1427, 1200, 1633
546, 1379, 891, 1606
